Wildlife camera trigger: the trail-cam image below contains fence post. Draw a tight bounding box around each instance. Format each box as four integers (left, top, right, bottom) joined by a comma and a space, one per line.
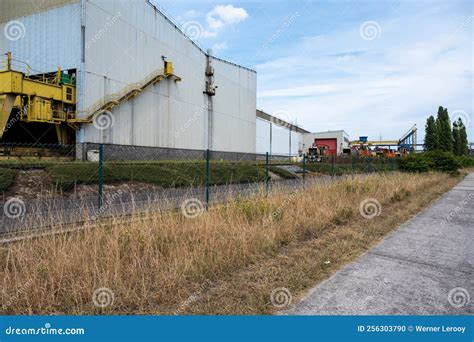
98, 143, 103, 210
368, 156, 372, 173
331, 155, 335, 177
205, 149, 210, 210
391, 157, 395, 171
302, 154, 307, 188
265, 152, 269, 196
381, 157, 385, 172
351, 155, 355, 179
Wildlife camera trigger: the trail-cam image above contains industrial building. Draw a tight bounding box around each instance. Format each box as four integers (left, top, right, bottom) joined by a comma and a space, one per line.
302, 130, 350, 156
0, 0, 257, 160
256, 110, 309, 158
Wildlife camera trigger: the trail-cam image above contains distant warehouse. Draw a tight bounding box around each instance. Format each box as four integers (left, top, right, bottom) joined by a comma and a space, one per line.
256, 110, 309, 159
0, 0, 257, 160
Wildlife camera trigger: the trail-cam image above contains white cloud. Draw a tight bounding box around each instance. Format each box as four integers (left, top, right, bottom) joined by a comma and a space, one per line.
207, 5, 248, 29
197, 4, 248, 38
256, 10, 473, 141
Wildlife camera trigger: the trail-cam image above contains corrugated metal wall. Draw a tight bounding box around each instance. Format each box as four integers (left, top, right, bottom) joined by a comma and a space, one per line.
0, 0, 79, 23
0, 0, 257, 155
80, 0, 257, 154
256, 118, 271, 154
256, 117, 301, 156
0, 3, 81, 73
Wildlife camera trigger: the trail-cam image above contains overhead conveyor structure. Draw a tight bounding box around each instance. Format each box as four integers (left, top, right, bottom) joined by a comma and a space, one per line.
0, 52, 181, 144
350, 125, 418, 152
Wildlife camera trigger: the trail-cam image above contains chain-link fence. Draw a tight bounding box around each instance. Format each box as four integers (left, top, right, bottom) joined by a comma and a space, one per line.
0, 143, 399, 237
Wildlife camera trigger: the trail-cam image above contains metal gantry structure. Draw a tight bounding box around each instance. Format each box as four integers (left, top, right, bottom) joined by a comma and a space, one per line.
0, 52, 181, 144
349, 125, 418, 152
398, 124, 418, 152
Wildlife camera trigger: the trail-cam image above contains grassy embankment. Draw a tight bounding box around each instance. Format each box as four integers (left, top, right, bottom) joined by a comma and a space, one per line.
0, 161, 297, 192
0, 171, 461, 314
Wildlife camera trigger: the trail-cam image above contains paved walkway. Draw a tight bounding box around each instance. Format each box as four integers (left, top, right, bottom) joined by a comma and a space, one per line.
282, 173, 474, 315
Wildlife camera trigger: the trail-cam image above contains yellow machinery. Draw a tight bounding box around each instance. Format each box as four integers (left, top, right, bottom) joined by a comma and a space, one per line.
0, 52, 181, 145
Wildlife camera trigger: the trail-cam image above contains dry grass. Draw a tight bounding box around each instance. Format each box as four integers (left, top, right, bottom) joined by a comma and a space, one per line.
0, 172, 461, 314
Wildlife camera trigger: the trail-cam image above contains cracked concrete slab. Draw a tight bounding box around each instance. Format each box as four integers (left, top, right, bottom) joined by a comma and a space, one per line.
281, 173, 474, 315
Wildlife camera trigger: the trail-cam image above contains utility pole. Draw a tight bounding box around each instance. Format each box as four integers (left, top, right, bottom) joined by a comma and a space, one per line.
204, 49, 216, 150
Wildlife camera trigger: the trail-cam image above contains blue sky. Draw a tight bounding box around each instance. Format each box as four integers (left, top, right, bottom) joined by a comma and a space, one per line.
158, 0, 473, 142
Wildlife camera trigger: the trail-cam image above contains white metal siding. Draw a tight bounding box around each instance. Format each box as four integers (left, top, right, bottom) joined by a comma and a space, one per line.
0, 3, 81, 73
256, 118, 270, 154
257, 117, 301, 157
80, 0, 257, 154
290, 130, 300, 156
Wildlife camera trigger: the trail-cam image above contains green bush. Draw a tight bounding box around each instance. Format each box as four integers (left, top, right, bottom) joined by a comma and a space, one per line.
399, 151, 461, 174
0, 168, 17, 192
398, 155, 430, 173
455, 156, 474, 168
423, 152, 459, 173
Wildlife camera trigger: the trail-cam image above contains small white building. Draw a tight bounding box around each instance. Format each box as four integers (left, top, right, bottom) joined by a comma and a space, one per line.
302, 130, 350, 156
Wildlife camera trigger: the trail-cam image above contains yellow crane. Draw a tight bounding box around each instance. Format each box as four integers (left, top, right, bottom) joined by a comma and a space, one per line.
0, 52, 181, 144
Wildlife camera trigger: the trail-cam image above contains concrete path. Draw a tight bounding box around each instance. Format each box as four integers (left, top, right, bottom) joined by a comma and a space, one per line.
282, 173, 474, 315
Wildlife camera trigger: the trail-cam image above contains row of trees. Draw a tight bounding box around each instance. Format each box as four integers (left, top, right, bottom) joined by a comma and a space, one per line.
424, 106, 469, 156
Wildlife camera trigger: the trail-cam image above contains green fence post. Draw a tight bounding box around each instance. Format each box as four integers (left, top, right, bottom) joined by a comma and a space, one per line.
368, 156, 372, 173
381, 157, 385, 172
205, 149, 210, 210
351, 155, 355, 179
265, 152, 269, 196
302, 154, 307, 188
98, 143, 103, 210
331, 155, 335, 177
391, 158, 395, 171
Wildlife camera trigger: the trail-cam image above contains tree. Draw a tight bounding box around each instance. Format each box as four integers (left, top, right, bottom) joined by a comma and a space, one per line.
452, 119, 461, 155
435, 106, 453, 152
458, 118, 469, 156
424, 115, 438, 151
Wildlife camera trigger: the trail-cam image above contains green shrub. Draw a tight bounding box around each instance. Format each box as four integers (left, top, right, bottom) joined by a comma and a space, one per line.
399, 152, 461, 174
0, 168, 17, 192
398, 155, 430, 173
455, 156, 474, 168
423, 152, 459, 174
